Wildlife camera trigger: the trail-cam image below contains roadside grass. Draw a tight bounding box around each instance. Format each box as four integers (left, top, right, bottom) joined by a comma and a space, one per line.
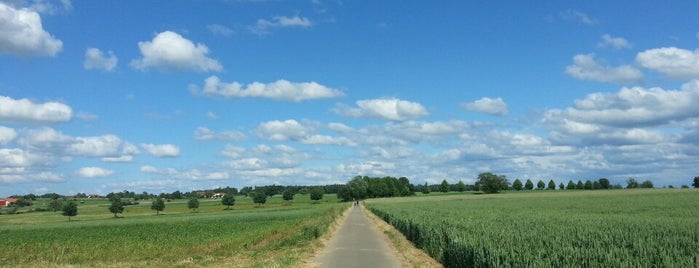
0, 194, 345, 267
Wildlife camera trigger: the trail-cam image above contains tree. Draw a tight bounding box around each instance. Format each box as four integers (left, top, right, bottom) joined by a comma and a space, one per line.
626, 178, 639, 189
310, 187, 324, 203
151, 198, 165, 215
559, 183, 565, 190
252, 191, 267, 206
456, 180, 467, 192
547, 180, 556, 190
282, 189, 295, 202
221, 194, 235, 210
640, 180, 654, 188
577, 180, 584, 189
477, 172, 509, 194
348, 176, 368, 199
188, 197, 200, 212
439, 179, 450, 193
108, 198, 124, 218
524, 179, 534, 190
536, 180, 545, 190
62, 201, 78, 221
567, 180, 576, 190
598, 178, 610, 189
692, 177, 699, 188
422, 182, 431, 194
584, 180, 593, 190
512, 179, 523, 191
337, 186, 352, 202
48, 199, 63, 212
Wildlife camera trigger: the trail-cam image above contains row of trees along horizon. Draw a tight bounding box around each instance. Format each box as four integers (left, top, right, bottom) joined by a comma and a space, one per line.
3, 174, 698, 220
6, 174, 699, 202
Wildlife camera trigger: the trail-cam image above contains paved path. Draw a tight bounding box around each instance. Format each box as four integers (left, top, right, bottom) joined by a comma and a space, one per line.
315, 205, 402, 268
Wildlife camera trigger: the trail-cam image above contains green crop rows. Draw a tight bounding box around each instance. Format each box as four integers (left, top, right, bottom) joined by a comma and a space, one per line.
366, 189, 699, 267
0, 196, 345, 267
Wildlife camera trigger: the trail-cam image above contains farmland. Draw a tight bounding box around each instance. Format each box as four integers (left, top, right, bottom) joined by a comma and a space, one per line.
366, 189, 699, 267
0, 194, 345, 267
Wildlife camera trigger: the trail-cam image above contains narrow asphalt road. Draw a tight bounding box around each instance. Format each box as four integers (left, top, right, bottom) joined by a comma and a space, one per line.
314, 205, 402, 268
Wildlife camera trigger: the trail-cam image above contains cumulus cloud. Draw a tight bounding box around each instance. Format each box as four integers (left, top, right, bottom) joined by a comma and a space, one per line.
83, 48, 118, 71
0, 96, 72, 123
0, 126, 17, 144
131, 31, 222, 72
333, 98, 429, 121
194, 127, 246, 141
141, 143, 180, 157
67, 135, 124, 157
255, 119, 311, 141
597, 34, 631, 49
75, 167, 114, 178
565, 54, 643, 84
0, 2, 62, 56
461, 97, 508, 116
636, 47, 699, 79
251, 15, 313, 35
192, 76, 344, 101
543, 81, 699, 145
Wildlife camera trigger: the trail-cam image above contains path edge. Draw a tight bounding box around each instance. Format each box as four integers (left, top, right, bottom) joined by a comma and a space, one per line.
297, 204, 353, 268
363, 205, 444, 268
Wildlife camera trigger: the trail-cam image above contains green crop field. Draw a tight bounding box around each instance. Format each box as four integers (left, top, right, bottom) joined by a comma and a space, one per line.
0, 194, 345, 267
366, 189, 699, 267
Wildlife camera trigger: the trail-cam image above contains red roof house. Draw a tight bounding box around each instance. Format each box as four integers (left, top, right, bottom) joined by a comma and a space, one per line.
0, 198, 18, 207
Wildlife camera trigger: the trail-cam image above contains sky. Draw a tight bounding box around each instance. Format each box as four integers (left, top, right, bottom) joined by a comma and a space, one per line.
1, 0, 698, 196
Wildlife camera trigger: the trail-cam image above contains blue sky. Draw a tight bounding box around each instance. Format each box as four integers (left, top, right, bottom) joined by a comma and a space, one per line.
1, 0, 698, 196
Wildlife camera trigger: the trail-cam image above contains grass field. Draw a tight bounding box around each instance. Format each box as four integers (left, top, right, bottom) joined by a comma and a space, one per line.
0, 194, 345, 267
366, 189, 699, 267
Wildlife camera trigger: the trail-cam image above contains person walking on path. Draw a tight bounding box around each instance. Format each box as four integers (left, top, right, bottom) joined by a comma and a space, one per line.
314, 204, 402, 268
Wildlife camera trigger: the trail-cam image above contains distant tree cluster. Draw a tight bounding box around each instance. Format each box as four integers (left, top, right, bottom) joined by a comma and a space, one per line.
476, 172, 509, 194
337, 176, 415, 202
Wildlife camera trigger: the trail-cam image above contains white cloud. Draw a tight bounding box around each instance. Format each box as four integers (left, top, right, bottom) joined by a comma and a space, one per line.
67, 135, 124, 157
559, 9, 597, 25
16, 127, 70, 150
636, 47, 699, 79
0, 96, 72, 123
597, 34, 631, 49
0, 148, 49, 168
543, 81, 699, 145
131, 31, 222, 72
192, 76, 344, 101
333, 98, 429, 121
563, 81, 699, 127
75, 167, 114, 178
255, 119, 311, 141
0, 2, 62, 56
207, 24, 234, 37
0, 126, 17, 144
461, 97, 508, 116
194, 127, 246, 141
251, 15, 313, 35
141, 143, 180, 157
101, 155, 134, 163
83, 47, 118, 71
565, 54, 643, 84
